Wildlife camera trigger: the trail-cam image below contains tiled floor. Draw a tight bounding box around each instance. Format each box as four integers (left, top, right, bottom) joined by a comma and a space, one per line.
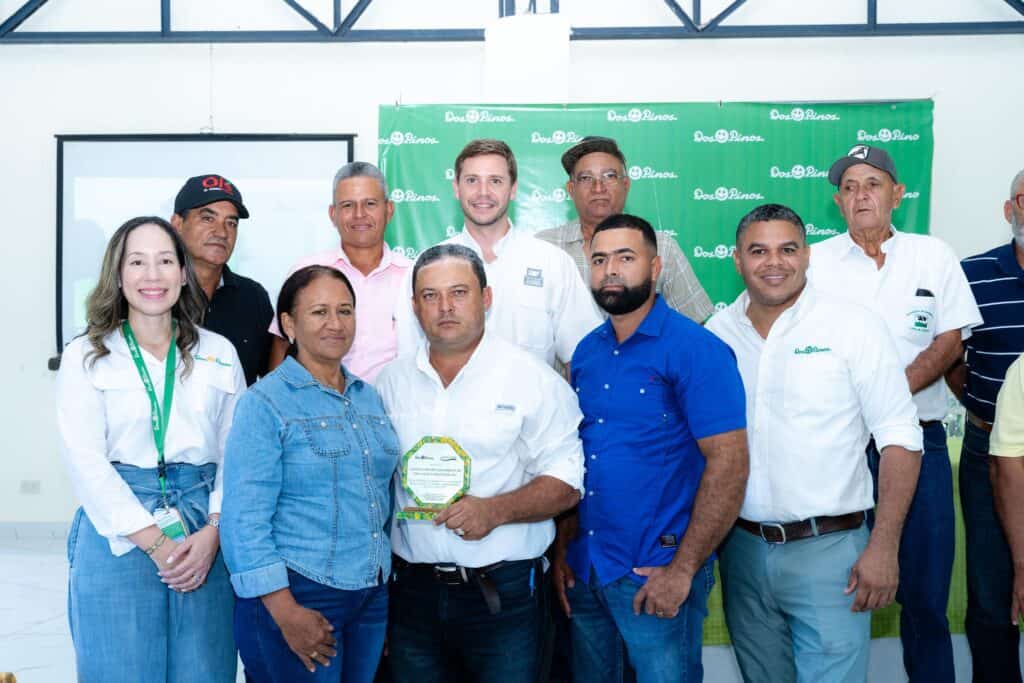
0, 531, 1000, 682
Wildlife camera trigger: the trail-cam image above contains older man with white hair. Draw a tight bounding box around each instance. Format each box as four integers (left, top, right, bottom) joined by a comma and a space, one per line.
946, 168, 1024, 683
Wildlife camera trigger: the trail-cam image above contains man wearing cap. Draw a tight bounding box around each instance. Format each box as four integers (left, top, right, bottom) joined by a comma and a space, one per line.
268, 161, 412, 383
535, 136, 712, 324
707, 203, 922, 682
395, 139, 601, 369
944, 168, 1024, 683
809, 145, 982, 682
172, 174, 274, 386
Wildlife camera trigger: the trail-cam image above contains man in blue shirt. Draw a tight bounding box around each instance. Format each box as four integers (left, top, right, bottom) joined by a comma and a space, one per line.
552, 213, 748, 683
946, 168, 1024, 683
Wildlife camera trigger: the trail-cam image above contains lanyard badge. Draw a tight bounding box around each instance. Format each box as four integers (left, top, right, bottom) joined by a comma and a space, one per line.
122, 321, 189, 541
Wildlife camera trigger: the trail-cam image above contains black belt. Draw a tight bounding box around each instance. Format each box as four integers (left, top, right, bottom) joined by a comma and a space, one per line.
919, 419, 943, 428
735, 511, 867, 544
392, 556, 539, 616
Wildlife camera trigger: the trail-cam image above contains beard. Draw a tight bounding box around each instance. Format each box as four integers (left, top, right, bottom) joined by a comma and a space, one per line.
1013, 216, 1024, 250
592, 278, 653, 315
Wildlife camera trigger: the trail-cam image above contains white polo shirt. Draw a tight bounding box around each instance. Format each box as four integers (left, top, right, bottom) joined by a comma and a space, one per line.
706, 285, 922, 522
394, 225, 602, 368
376, 332, 585, 567
56, 329, 245, 555
809, 227, 982, 421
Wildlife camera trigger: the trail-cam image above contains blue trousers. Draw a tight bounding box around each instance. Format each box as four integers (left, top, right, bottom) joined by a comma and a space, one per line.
235, 570, 387, 683
960, 421, 1022, 682
720, 524, 871, 683
387, 558, 545, 683
866, 421, 954, 683
67, 463, 236, 683
567, 561, 713, 683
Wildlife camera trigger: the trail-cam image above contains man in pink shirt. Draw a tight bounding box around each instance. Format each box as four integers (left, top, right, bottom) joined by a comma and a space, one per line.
268, 161, 412, 382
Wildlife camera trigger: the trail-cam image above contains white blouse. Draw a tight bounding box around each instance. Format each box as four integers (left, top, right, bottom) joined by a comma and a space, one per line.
56, 327, 245, 556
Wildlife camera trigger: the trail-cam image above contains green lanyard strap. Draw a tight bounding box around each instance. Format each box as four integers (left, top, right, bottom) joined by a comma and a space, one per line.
122, 320, 177, 503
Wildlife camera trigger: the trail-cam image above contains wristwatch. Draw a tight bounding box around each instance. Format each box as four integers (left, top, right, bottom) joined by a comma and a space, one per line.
207, 517, 221, 529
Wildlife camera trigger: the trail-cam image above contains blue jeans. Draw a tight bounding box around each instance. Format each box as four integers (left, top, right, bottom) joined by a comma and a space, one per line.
866, 421, 954, 682
67, 463, 236, 683
960, 421, 1021, 683
236, 569, 387, 683
567, 561, 713, 683
720, 524, 871, 683
387, 558, 545, 683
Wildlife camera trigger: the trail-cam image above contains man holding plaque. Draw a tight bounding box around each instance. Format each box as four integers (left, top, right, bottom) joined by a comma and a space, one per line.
553, 213, 748, 683
376, 243, 585, 683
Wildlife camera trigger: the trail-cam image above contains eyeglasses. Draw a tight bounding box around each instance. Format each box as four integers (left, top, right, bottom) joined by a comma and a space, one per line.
573, 171, 627, 188
1015, 193, 1024, 210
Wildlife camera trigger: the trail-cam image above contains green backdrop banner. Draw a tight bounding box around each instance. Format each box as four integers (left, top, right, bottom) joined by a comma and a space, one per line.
377, 101, 946, 645
378, 100, 933, 310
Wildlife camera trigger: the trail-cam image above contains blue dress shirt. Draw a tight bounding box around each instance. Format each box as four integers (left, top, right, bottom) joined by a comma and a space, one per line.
567, 296, 746, 587
221, 356, 399, 598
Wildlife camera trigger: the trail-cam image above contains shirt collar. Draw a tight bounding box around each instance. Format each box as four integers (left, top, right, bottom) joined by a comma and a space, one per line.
561, 220, 584, 246
333, 241, 411, 274
218, 264, 237, 289
598, 295, 670, 342
840, 224, 899, 260
997, 240, 1024, 279
277, 355, 363, 395
457, 222, 517, 258
414, 330, 492, 388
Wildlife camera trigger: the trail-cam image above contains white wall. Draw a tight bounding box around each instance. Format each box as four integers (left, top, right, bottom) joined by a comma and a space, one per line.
1, 31, 1022, 523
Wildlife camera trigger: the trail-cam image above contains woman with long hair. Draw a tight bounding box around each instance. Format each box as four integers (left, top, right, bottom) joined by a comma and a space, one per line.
222, 265, 399, 682
56, 216, 244, 682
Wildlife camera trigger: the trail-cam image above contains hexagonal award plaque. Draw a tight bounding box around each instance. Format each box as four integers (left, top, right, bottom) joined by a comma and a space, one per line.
395, 436, 472, 520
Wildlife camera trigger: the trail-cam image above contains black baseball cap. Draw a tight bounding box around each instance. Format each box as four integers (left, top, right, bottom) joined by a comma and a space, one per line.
560, 136, 627, 176
828, 145, 899, 186
173, 174, 250, 219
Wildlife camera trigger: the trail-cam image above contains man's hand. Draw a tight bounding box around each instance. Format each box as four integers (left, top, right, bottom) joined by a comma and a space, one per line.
845, 541, 898, 611
631, 565, 693, 618
433, 495, 501, 541
551, 553, 576, 617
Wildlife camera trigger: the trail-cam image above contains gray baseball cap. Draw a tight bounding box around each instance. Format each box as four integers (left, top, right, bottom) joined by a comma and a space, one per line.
828, 145, 898, 186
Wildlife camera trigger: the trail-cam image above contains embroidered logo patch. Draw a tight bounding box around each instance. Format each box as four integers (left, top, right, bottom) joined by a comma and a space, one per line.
496, 404, 517, 413
793, 345, 832, 355
523, 268, 544, 287
194, 354, 233, 367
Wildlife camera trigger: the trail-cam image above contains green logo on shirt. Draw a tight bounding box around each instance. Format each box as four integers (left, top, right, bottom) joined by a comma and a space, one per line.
793, 345, 832, 355
194, 354, 233, 367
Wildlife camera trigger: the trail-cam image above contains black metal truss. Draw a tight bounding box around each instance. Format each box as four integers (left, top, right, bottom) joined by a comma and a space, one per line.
1, 0, 1022, 44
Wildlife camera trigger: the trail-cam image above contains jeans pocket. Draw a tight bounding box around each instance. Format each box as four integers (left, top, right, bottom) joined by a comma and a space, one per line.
66, 508, 84, 567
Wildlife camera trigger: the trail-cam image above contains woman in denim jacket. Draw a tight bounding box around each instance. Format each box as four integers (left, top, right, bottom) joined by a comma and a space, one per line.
221, 265, 399, 682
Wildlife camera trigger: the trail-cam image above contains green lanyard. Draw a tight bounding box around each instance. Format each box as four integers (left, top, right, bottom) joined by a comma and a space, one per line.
122, 320, 177, 504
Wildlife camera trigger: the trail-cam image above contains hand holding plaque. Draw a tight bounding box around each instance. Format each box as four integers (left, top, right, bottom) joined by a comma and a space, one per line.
396, 436, 472, 520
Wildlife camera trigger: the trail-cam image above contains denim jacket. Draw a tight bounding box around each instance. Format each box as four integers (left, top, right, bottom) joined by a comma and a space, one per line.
221, 357, 399, 598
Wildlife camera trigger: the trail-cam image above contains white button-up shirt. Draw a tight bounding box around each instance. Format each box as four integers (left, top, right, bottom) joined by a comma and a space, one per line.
56, 329, 245, 555
809, 227, 982, 421
706, 285, 922, 522
395, 225, 602, 368
376, 331, 585, 566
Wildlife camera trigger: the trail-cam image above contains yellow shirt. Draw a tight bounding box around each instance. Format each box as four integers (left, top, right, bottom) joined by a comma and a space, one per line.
991, 354, 1024, 457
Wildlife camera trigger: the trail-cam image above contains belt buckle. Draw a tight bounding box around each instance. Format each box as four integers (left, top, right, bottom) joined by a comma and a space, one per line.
433, 565, 469, 584
759, 522, 787, 545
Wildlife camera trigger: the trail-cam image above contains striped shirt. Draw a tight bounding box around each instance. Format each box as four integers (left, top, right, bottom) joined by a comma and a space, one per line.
962, 241, 1024, 423
534, 219, 714, 324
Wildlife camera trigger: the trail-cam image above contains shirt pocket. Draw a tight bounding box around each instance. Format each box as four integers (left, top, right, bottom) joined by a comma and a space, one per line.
783, 351, 848, 417
900, 295, 937, 347
361, 414, 402, 480
298, 417, 352, 458
513, 296, 553, 353
188, 361, 240, 415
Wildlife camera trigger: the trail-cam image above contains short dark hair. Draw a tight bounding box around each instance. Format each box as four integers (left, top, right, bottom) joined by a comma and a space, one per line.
454, 139, 517, 184
412, 244, 488, 292
276, 265, 356, 358
592, 213, 658, 254
735, 203, 806, 246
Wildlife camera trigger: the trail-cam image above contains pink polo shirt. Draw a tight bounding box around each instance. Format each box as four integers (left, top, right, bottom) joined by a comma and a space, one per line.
270, 243, 413, 383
